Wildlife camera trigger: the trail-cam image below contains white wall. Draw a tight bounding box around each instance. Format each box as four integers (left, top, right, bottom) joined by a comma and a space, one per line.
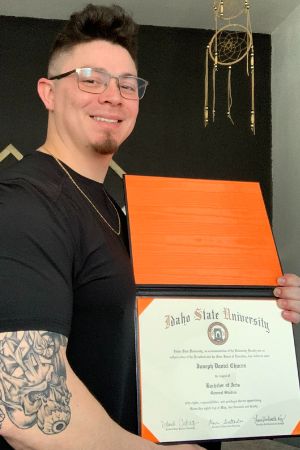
272, 4, 300, 274
272, 7, 300, 448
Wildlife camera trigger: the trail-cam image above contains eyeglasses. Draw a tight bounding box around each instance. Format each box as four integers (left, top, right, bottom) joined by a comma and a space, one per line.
49, 67, 149, 100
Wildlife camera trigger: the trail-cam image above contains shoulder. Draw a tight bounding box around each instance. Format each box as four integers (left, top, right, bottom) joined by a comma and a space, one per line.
0, 152, 78, 235
0, 153, 81, 261
0, 151, 65, 201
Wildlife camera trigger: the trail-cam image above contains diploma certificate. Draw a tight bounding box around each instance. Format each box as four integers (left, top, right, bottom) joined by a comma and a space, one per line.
137, 297, 300, 443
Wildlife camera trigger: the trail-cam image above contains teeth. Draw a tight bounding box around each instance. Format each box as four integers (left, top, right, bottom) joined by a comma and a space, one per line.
92, 116, 118, 123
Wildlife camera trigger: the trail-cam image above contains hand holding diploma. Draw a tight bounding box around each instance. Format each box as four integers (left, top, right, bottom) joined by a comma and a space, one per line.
274, 273, 300, 324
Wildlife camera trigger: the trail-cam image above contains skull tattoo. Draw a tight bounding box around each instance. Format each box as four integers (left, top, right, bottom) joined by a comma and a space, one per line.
0, 330, 71, 434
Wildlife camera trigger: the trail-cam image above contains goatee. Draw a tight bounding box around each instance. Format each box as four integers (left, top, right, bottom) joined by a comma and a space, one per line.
92, 136, 119, 155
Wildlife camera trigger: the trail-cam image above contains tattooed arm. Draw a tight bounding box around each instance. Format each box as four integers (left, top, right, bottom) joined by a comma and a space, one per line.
0, 330, 203, 450
0, 331, 71, 436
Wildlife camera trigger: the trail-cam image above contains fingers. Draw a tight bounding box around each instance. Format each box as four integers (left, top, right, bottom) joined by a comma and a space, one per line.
274, 286, 300, 301
273, 273, 300, 324
276, 297, 300, 323
279, 308, 300, 324
276, 273, 300, 287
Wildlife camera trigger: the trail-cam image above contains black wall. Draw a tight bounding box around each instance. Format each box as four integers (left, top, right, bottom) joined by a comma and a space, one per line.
0, 16, 271, 213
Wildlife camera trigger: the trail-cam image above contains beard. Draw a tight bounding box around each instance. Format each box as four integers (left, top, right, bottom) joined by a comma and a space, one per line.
92, 134, 119, 156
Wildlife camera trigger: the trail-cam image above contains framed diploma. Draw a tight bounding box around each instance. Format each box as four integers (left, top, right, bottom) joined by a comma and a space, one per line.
124, 175, 300, 442
136, 296, 300, 443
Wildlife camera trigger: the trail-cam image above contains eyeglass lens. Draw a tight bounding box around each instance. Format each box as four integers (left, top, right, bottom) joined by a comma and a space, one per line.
77, 68, 146, 99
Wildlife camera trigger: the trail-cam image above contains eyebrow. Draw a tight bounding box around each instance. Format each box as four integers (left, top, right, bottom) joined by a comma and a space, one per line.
80, 66, 138, 77
121, 72, 138, 77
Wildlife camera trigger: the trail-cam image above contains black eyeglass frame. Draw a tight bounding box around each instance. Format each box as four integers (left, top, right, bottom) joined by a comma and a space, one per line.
49, 67, 149, 100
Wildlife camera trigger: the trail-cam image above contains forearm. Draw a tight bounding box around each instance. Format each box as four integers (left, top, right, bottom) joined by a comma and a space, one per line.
1, 368, 155, 450
0, 331, 202, 450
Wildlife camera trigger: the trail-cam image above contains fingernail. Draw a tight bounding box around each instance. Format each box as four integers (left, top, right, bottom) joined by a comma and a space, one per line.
278, 277, 286, 284
274, 288, 281, 297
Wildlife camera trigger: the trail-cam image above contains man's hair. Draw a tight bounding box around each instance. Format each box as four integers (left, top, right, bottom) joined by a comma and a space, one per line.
48, 3, 139, 71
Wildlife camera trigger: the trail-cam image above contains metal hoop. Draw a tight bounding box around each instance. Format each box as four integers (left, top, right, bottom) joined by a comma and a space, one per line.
209, 23, 252, 66
214, 0, 246, 21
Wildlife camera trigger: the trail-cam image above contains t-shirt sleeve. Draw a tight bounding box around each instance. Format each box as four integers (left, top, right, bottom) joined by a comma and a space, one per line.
0, 182, 74, 336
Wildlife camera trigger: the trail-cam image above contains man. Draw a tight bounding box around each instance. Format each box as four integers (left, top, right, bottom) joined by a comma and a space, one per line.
0, 4, 299, 450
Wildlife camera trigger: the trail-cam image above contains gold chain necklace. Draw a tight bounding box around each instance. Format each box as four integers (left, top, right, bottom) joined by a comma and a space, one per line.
43, 149, 121, 236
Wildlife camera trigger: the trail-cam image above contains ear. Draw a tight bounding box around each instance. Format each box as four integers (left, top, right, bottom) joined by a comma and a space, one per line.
37, 78, 55, 111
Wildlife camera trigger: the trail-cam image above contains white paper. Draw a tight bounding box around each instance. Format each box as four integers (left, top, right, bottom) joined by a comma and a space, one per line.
137, 297, 300, 442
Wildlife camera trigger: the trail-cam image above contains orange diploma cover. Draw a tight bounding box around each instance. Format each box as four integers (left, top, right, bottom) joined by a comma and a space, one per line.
125, 175, 282, 289
124, 175, 300, 444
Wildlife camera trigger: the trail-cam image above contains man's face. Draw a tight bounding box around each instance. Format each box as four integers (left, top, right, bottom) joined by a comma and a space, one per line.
48, 40, 139, 155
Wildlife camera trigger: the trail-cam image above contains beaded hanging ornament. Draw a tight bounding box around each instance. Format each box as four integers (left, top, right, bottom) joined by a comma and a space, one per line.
204, 0, 255, 134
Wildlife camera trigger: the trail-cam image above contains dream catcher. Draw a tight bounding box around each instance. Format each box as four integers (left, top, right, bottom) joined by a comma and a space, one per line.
204, 0, 255, 133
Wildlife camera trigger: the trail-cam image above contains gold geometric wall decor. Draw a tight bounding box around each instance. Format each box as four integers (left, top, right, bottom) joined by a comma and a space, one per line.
109, 159, 126, 179
0, 144, 24, 162
0, 145, 126, 179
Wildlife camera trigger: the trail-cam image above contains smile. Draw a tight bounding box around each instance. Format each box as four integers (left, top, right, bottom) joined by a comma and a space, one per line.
91, 116, 120, 123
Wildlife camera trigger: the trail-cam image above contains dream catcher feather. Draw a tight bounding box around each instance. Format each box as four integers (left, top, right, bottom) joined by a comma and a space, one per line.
204, 0, 255, 133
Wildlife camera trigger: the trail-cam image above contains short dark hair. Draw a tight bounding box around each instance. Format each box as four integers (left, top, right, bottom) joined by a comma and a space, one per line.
49, 3, 139, 70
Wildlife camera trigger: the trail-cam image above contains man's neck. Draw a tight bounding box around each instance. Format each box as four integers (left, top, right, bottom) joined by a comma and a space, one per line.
38, 141, 112, 183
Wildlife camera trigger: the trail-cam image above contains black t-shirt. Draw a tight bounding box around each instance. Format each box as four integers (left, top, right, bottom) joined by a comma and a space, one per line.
0, 152, 137, 448
0, 152, 221, 450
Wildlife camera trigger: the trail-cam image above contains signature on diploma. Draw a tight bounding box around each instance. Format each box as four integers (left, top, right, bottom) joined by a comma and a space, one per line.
254, 414, 286, 426
161, 418, 199, 431
209, 418, 244, 428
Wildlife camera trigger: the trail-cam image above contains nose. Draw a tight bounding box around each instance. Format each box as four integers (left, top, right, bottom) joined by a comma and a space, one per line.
98, 77, 122, 104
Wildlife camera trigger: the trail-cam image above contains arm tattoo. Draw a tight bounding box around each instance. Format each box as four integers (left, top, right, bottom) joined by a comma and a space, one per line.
0, 331, 71, 434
